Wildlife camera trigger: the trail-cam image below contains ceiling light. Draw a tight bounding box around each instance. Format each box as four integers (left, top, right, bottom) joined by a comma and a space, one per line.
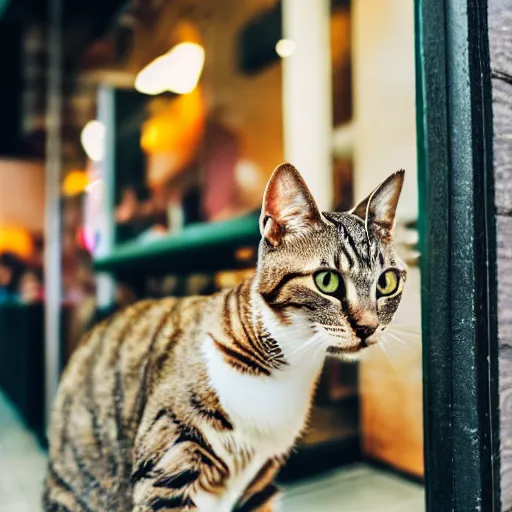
135, 42, 205, 96
81, 120, 106, 162
276, 39, 296, 58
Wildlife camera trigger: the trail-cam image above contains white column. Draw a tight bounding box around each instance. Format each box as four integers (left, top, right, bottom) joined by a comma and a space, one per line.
352, 0, 418, 222
95, 86, 116, 308
44, 0, 62, 428
281, 0, 333, 211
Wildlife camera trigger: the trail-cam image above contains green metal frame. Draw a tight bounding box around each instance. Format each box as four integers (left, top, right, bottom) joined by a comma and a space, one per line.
94, 213, 261, 276
415, 0, 500, 509
0, 0, 10, 21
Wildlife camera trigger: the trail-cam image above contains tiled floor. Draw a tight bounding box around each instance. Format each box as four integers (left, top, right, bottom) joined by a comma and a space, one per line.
0, 393, 47, 511
0, 392, 424, 511
281, 464, 424, 512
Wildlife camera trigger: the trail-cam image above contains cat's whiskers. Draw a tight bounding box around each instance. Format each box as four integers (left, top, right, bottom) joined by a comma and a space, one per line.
318, 324, 348, 331
315, 323, 353, 344
283, 331, 325, 363
267, 316, 326, 366
258, 307, 325, 365
385, 329, 422, 344
323, 328, 349, 336
379, 341, 399, 371
387, 324, 422, 333
384, 331, 407, 346
382, 333, 418, 354
390, 330, 422, 338
314, 322, 350, 337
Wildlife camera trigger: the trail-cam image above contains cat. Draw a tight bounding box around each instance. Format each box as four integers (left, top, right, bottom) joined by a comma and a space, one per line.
44, 163, 406, 512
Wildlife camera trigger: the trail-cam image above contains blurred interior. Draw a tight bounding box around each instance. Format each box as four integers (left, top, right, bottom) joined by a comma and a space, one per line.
0, 0, 423, 509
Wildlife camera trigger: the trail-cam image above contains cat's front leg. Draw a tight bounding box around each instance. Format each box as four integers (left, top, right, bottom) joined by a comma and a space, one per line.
234, 458, 281, 512
234, 483, 280, 512
131, 410, 229, 511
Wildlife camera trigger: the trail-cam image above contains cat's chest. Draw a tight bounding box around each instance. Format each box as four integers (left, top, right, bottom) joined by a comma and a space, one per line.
196, 333, 323, 511
223, 374, 312, 446
203, 335, 322, 450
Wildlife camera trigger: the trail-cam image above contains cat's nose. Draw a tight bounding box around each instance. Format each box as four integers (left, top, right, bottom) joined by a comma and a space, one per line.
349, 311, 379, 340
353, 324, 377, 340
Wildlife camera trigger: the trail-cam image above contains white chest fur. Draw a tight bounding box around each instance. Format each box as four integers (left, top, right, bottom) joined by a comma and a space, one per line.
202, 333, 323, 449
198, 315, 326, 510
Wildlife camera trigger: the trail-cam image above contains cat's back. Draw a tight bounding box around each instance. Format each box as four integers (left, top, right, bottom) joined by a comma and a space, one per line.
44, 294, 209, 511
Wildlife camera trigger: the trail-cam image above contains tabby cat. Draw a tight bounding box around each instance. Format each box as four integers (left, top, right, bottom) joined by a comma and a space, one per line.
44, 163, 406, 512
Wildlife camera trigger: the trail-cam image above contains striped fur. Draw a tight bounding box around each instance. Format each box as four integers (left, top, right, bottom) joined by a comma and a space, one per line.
45, 164, 406, 511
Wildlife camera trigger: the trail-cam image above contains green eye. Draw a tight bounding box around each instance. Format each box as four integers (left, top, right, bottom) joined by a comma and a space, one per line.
315, 271, 340, 294
377, 269, 400, 297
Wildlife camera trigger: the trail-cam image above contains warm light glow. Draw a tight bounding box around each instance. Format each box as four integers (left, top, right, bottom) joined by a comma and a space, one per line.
62, 170, 89, 197
0, 227, 33, 260
276, 39, 296, 58
135, 42, 205, 95
81, 120, 106, 162
140, 88, 205, 188
134, 54, 171, 96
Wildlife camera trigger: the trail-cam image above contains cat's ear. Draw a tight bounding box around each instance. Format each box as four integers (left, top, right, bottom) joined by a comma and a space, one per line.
260, 163, 321, 247
350, 170, 405, 236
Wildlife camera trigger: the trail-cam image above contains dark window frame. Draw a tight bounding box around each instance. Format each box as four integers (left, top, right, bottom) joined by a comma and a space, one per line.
415, 0, 501, 510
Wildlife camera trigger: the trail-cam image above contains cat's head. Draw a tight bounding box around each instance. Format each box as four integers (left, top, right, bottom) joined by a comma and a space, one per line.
255, 163, 406, 359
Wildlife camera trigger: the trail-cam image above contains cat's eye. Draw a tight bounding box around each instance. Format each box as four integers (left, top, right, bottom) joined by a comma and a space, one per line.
377, 269, 401, 297
314, 271, 341, 294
